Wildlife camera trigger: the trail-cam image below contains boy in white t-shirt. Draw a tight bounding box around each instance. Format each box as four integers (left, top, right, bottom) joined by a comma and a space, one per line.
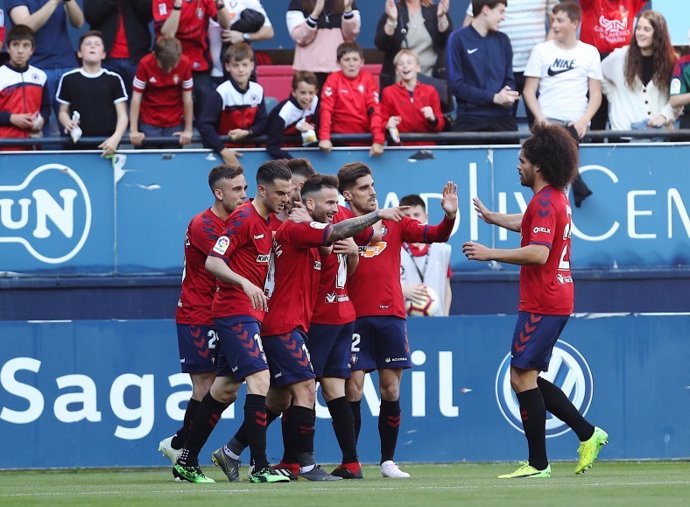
523, 1, 601, 207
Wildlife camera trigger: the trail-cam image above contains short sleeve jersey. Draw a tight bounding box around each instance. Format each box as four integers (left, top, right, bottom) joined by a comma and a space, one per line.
348, 215, 453, 318
261, 220, 331, 336
311, 206, 360, 326
519, 185, 574, 315
133, 53, 194, 128
153, 0, 217, 72
176, 208, 227, 325
208, 202, 273, 321
671, 55, 690, 128
579, 0, 646, 55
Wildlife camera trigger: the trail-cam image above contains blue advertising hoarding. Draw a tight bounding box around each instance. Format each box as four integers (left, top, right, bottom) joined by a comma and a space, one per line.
1, 145, 690, 276
1, 314, 689, 468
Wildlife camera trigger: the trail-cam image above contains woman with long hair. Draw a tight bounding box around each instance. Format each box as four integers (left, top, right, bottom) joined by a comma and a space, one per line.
601, 10, 679, 132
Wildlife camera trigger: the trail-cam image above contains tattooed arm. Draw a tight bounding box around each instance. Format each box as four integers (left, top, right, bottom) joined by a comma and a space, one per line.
325, 207, 408, 243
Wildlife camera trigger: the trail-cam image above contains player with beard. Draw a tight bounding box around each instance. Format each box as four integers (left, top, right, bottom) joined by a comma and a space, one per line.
463, 124, 607, 478
339, 162, 458, 478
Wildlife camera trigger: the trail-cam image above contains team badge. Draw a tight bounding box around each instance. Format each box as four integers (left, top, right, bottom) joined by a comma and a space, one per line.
196, 7, 204, 19
324, 87, 333, 97
670, 78, 681, 95
213, 236, 230, 254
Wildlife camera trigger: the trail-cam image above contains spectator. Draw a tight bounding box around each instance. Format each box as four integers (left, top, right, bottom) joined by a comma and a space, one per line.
0, 7, 5, 51
446, 0, 519, 133
399, 194, 452, 316
6, 0, 85, 137
208, 0, 274, 86
601, 10, 679, 133
381, 48, 445, 145
84, 0, 153, 100
375, 0, 452, 91
129, 36, 194, 149
463, 0, 559, 124
266, 70, 319, 159
197, 42, 268, 168
287, 0, 361, 89
318, 42, 384, 157
56, 30, 128, 157
523, 1, 600, 207
670, 53, 690, 137
579, 0, 648, 132
0, 25, 50, 148
153, 0, 231, 119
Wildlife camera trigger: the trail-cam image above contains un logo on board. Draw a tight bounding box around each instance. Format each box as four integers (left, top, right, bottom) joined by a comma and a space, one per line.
495, 340, 594, 438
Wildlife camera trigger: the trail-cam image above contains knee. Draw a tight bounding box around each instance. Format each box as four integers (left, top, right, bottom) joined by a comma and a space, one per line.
345, 377, 363, 401
379, 381, 400, 401
246, 370, 270, 395
291, 380, 316, 407
209, 377, 239, 404
266, 387, 291, 413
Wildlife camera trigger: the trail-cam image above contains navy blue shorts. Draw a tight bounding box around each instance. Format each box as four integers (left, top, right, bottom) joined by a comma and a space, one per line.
214, 316, 268, 381
262, 329, 316, 387
350, 316, 411, 372
510, 312, 569, 372
176, 324, 218, 374
306, 322, 354, 379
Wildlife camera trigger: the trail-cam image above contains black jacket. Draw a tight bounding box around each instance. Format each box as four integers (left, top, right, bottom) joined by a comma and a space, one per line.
374, 2, 452, 90
84, 0, 153, 64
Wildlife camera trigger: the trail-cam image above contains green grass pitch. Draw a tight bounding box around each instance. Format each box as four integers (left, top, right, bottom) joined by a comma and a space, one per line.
2, 462, 689, 507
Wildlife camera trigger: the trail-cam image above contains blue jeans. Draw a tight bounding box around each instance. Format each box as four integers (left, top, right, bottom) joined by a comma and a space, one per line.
138, 122, 184, 149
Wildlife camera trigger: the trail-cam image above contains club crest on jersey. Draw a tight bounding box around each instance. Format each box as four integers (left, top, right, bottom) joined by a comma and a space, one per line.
309, 221, 328, 230
213, 236, 230, 254
314, 260, 321, 270
256, 254, 270, 263
196, 8, 204, 19
358, 241, 387, 258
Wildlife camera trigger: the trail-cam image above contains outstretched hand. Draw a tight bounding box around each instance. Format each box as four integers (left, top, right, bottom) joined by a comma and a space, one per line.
441, 181, 458, 219
473, 197, 494, 224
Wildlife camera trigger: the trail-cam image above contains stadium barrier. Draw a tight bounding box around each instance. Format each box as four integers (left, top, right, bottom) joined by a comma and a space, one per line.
1, 314, 688, 468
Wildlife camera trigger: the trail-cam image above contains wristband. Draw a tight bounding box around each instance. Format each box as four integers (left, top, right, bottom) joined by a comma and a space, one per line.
243, 32, 251, 42
173, 5, 182, 11
216, 2, 225, 9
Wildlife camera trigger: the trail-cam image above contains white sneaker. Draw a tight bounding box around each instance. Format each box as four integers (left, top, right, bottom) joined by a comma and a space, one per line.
380, 460, 410, 478
158, 435, 182, 465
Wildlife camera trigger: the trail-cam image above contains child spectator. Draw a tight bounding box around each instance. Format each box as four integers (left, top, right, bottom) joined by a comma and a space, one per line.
6, 0, 84, 137
56, 30, 128, 156
129, 36, 194, 148
0, 25, 50, 148
601, 10, 679, 133
266, 70, 319, 159
670, 54, 690, 137
381, 48, 445, 146
197, 42, 268, 168
318, 42, 384, 157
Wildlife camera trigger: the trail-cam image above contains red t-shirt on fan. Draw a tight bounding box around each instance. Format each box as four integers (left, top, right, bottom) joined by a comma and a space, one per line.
579, 0, 646, 55
133, 53, 193, 127
153, 0, 217, 72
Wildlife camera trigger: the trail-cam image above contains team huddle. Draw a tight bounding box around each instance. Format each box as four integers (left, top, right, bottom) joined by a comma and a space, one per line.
159, 125, 608, 483
160, 157, 458, 483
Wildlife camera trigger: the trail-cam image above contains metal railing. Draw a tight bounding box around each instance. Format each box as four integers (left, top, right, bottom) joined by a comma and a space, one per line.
1, 129, 689, 150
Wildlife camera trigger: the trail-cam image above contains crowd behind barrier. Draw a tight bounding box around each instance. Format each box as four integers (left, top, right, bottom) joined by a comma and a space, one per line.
2, 1, 689, 157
